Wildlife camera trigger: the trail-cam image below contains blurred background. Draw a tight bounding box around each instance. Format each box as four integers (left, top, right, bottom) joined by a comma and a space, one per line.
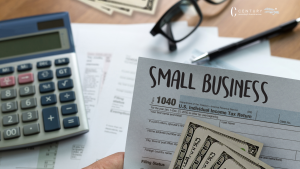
1, 0, 300, 59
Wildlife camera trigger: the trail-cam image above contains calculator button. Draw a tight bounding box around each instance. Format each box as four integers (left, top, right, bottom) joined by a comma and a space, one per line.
56, 67, 71, 78
17, 63, 32, 72
1, 101, 18, 113
18, 73, 34, 84
55, 58, 69, 65
60, 91, 75, 103
39, 82, 55, 93
22, 111, 38, 122
3, 127, 20, 140
0, 67, 14, 75
0, 76, 15, 88
42, 107, 60, 132
20, 85, 35, 96
23, 123, 40, 136
3, 114, 19, 126
37, 60, 51, 68
41, 94, 57, 106
63, 116, 80, 128
58, 79, 73, 90
38, 70, 53, 81
1, 89, 17, 100
21, 98, 37, 109
61, 104, 78, 115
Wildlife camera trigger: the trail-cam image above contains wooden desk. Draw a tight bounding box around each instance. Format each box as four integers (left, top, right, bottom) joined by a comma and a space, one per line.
1, 0, 300, 59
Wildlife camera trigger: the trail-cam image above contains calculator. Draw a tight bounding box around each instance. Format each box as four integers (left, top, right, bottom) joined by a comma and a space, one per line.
0, 12, 89, 150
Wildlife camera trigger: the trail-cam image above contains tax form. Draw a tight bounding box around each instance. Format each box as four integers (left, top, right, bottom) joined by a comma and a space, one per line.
124, 58, 300, 169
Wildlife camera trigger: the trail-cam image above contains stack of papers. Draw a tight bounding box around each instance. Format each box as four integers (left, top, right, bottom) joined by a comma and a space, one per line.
77, 0, 158, 16
74, 22, 300, 169
123, 57, 300, 169
2, 22, 300, 169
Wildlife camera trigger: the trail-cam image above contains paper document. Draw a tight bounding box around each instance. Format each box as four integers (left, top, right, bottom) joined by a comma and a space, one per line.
124, 57, 300, 169
78, 23, 226, 168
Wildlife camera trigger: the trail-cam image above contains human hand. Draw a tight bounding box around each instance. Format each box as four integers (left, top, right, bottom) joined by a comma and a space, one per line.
83, 152, 124, 169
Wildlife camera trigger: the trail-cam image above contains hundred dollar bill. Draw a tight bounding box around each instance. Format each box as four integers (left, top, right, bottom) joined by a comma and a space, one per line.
194, 133, 273, 169
97, 0, 158, 14
77, 0, 113, 15
98, 1, 133, 16
197, 139, 251, 169
99, 0, 150, 8
169, 117, 263, 169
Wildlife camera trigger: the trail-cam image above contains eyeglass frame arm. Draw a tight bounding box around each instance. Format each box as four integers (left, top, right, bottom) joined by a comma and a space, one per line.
166, 22, 177, 52
150, 0, 203, 43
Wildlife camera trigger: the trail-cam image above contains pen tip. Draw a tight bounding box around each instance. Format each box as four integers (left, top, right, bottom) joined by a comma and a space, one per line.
192, 52, 209, 63
297, 17, 300, 23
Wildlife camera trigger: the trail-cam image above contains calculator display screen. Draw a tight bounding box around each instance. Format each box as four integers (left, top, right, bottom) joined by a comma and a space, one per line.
0, 32, 61, 58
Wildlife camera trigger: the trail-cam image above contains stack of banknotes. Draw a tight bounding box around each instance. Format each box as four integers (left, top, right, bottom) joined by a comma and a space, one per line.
169, 117, 273, 169
77, 0, 158, 16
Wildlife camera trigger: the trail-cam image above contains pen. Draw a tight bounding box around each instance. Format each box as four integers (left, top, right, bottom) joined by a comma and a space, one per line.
192, 17, 300, 63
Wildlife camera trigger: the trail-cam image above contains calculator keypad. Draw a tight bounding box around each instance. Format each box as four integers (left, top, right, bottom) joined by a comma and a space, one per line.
38, 70, 53, 81
37, 61, 51, 68
23, 123, 40, 136
20, 98, 37, 109
0, 67, 14, 75
19, 85, 35, 96
42, 107, 60, 132
18, 73, 34, 84
63, 116, 80, 128
1, 101, 18, 113
0, 55, 88, 150
39, 82, 55, 93
3, 127, 20, 140
56, 67, 71, 78
41, 94, 57, 106
22, 111, 39, 122
17, 64, 32, 72
1, 89, 17, 100
60, 91, 75, 103
58, 79, 73, 90
55, 58, 69, 65
3, 114, 19, 126
0, 76, 15, 87
61, 104, 78, 115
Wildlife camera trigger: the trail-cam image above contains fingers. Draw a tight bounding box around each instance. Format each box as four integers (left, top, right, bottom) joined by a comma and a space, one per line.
83, 152, 125, 169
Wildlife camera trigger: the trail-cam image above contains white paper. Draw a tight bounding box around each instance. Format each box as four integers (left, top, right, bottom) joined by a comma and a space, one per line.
3, 21, 300, 169
78, 23, 228, 168
125, 57, 300, 169
78, 23, 300, 169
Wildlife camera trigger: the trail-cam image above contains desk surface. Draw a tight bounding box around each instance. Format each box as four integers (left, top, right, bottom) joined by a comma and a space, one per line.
1, 0, 300, 60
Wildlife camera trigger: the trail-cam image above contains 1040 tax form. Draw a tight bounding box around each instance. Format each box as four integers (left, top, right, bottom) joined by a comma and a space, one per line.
124, 58, 300, 169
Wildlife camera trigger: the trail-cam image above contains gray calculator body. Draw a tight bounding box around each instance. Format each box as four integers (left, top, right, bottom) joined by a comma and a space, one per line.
0, 12, 89, 150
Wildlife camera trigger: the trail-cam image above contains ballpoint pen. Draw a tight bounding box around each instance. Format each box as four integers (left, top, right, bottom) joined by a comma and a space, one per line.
192, 17, 300, 63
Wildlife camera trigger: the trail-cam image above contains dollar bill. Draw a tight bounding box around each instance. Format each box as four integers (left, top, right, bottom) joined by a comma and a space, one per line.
99, 0, 149, 8
97, 0, 158, 14
77, 0, 113, 15
198, 140, 251, 169
102, 3, 133, 16
180, 132, 253, 169
78, 0, 133, 16
169, 117, 263, 169
210, 155, 248, 169
197, 143, 253, 169
194, 133, 273, 169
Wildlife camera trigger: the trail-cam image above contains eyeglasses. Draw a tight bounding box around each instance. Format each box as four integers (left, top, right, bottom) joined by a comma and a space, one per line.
150, 0, 227, 51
